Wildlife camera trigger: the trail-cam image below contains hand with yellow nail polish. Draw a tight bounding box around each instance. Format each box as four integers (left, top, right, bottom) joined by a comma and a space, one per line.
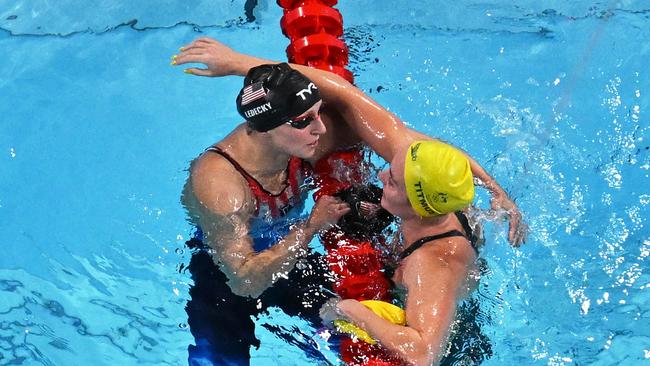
173, 37, 261, 77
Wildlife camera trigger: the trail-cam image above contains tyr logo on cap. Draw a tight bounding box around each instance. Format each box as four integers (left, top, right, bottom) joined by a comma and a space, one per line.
295, 83, 318, 101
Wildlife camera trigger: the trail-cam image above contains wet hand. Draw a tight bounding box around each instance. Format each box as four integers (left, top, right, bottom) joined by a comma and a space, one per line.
491, 194, 528, 247
319, 296, 344, 326
172, 37, 244, 77
307, 196, 350, 231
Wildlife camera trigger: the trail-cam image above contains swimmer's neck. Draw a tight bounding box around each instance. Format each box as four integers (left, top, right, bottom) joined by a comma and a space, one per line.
220, 124, 293, 176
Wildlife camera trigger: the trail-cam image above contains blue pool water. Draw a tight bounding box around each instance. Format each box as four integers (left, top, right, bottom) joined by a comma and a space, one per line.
1, 1, 648, 365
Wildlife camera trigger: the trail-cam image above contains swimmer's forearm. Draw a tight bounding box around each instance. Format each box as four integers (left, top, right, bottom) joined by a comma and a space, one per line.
275, 221, 319, 258
337, 300, 437, 366
233, 221, 317, 297
464, 155, 506, 198
229, 196, 345, 296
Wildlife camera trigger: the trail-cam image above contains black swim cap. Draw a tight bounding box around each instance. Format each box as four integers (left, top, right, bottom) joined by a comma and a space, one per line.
236, 63, 321, 132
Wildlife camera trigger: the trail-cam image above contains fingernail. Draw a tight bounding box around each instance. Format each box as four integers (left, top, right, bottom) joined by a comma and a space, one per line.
183, 69, 192, 74
179, 47, 184, 51
171, 60, 177, 65
172, 55, 177, 60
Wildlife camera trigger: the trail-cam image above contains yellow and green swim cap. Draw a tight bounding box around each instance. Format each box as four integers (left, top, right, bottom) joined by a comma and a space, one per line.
404, 140, 475, 216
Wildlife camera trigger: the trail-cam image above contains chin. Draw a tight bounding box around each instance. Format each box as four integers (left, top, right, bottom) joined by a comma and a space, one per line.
300, 146, 317, 159
284, 145, 310, 159
380, 197, 400, 216
380, 197, 390, 212
292, 151, 311, 160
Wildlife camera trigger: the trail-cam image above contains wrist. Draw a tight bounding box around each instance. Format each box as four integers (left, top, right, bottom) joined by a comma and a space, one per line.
235, 62, 251, 76
303, 216, 322, 235
295, 220, 318, 243
237, 56, 269, 76
491, 188, 506, 199
336, 299, 359, 320
483, 180, 505, 198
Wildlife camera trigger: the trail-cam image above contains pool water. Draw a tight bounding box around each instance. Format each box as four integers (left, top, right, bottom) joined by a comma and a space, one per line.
1, 1, 648, 365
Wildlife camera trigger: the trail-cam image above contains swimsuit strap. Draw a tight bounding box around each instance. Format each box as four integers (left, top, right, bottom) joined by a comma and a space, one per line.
205, 146, 281, 193
387, 212, 478, 282
399, 230, 467, 260
205, 146, 302, 217
454, 211, 472, 239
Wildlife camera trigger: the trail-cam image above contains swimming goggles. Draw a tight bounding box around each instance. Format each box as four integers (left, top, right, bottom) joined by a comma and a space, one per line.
285, 108, 322, 129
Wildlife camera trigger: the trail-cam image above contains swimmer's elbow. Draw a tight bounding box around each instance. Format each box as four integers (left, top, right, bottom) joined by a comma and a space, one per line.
413, 353, 439, 366
406, 343, 444, 366
227, 261, 269, 298
229, 282, 264, 298
227, 268, 266, 298
223, 248, 294, 298
389, 337, 442, 366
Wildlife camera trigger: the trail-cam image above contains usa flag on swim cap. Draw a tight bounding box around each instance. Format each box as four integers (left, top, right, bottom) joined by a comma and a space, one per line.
241, 82, 266, 105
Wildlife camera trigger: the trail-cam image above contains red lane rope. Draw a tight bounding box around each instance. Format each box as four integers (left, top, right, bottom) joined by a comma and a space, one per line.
277, 1, 405, 365
278, 0, 353, 83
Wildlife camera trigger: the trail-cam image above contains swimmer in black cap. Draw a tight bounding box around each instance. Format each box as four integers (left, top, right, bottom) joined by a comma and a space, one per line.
176, 38, 362, 365
236, 63, 323, 133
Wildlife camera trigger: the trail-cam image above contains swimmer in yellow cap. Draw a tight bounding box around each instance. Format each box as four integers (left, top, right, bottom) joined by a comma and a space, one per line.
315, 130, 492, 364
294, 70, 526, 364
323, 139, 483, 366
174, 38, 527, 366
301, 72, 525, 364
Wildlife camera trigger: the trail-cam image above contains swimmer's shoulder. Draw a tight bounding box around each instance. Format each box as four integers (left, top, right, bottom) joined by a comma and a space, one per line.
401, 233, 475, 282
187, 146, 253, 216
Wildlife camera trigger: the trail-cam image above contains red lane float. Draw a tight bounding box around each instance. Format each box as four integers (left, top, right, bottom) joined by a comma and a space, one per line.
278, 0, 353, 83
277, 1, 405, 365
